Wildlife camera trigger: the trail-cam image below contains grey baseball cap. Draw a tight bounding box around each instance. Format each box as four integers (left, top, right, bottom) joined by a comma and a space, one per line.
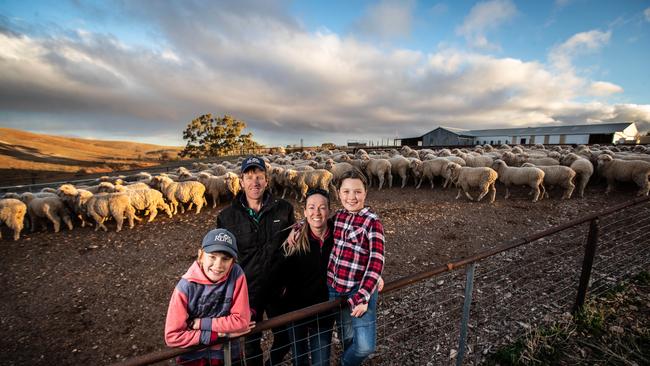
201, 228, 238, 259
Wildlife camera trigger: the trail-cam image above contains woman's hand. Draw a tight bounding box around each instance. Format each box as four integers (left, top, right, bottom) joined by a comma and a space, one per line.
286, 227, 298, 246
350, 303, 368, 318
377, 277, 384, 292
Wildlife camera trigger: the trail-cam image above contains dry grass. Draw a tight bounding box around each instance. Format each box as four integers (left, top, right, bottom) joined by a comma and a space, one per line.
485, 271, 650, 365
0, 128, 183, 185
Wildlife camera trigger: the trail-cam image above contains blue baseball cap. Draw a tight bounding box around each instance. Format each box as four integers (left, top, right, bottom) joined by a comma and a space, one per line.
241, 155, 266, 173
201, 229, 238, 259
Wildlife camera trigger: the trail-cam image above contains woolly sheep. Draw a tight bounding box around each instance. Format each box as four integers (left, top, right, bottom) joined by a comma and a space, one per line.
416, 158, 456, 189
458, 152, 493, 168
362, 158, 392, 190
0, 198, 27, 240
597, 155, 650, 196
560, 153, 594, 198
492, 159, 546, 202
285, 169, 337, 202
446, 163, 498, 203
388, 156, 412, 188
57, 184, 92, 228
21, 192, 73, 233
151, 176, 206, 214
198, 172, 241, 208
84, 192, 140, 232
2, 192, 21, 199
522, 163, 576, 199
325, 160, 357, 186
114, 185, 172, 222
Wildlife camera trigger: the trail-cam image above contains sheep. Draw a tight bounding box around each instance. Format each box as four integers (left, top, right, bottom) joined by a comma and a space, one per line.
388, 156, 412, 188
114, 185, 172, 222
84, 192, 140, 232
325, 160, 357, 186
0, 198, 27, 240
457, 152, 493, 167
362, 158, 392, 190
198, 172, 241, 208
150, 176, 206, 214
597, 155, 650, 196
522, 163, 576, 199
560, 153, 594, 198
2, 192, 21, 199
285, 169, 337, 201
416, 158, 456, 189
525, 157, 559, 166
57, 184, 93, 228
20, 192, 73, 233
446, 163, 498, 203
492, 159, 546, 202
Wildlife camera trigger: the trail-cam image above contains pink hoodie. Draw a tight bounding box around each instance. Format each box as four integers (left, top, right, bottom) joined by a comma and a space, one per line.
165, 261, 250, 361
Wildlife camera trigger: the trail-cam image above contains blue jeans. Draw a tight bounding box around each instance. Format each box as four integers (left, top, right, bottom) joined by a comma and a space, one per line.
289, 317, 333, 366
328, 286, 378, 366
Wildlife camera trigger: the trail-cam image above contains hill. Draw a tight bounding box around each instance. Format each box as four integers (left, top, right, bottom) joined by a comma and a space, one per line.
0, 128, 183, 186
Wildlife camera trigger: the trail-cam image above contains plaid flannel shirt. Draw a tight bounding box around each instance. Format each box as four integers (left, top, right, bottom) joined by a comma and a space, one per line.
327, 207, 385, 307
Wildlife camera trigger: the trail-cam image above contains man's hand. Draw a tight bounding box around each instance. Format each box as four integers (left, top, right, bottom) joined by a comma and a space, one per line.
350, 303, 368, 318
377, 277, 384, 292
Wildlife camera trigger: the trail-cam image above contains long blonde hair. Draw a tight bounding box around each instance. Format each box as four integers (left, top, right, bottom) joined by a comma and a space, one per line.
282, 220, 311, 256
282, 189, 331, 256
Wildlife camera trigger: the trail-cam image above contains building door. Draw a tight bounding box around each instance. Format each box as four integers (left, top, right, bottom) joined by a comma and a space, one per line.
520, 138, 527, 144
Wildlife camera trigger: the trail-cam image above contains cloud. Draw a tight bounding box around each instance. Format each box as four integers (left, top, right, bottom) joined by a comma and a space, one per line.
352, 0, 416, 41
1, 2, 649, 146
645, 7, 650, 22
589, 81, 623, 96
549, 29, 611, 71
456, 0, 517, 50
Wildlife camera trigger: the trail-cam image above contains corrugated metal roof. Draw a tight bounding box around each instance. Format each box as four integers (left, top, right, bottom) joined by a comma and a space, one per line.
464, 123, 633, 137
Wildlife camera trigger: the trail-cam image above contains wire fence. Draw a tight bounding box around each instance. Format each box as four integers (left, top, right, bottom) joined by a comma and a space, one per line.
113, 195, 650, 366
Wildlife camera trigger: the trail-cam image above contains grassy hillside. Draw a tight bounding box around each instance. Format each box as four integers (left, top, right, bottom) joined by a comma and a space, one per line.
0, 128, 183, 186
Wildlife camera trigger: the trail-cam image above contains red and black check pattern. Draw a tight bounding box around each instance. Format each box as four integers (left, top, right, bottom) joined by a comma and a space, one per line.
327, 207, 385, 307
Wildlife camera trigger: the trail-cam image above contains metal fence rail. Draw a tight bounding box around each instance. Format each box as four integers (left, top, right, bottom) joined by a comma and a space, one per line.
112, 195, 650, 366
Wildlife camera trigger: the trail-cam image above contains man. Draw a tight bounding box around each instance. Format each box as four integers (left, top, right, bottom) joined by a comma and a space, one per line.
217, 155, 295, 366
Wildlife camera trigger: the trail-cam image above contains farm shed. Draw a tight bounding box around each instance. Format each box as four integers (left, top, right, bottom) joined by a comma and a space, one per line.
400, 122, 638, 147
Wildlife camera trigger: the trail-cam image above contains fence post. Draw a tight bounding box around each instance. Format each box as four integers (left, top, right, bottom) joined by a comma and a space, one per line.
456, 263, 476, 366
224, 339, 231, 366
573, 218, 600, 313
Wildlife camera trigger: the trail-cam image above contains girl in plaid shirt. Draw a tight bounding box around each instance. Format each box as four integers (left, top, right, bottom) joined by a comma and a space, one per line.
328, 169, 385, 366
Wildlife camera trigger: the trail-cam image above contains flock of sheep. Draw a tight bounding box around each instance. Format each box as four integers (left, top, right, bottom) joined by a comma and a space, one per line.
1, 143, 650, 241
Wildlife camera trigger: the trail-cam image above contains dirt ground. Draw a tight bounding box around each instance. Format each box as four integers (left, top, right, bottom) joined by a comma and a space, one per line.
0, 180, 642, 365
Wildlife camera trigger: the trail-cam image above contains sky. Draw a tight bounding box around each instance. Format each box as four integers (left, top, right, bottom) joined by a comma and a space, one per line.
1, 0, 649, 147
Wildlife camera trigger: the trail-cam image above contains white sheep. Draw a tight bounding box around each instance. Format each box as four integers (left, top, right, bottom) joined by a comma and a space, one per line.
597, 155, 650, 196
20, 192, 73, 233
492, 159, 546, 202
457, 152, 493, 167
57, 184, 93, 228
560, 153, 594, 198
446, 163, 498, 203
388, 156, 412, 188
362, 158, 392, 190
84, 192, 140, 232
0, 198, 27, 240
198, 172, 241, 208
416, 158, 456, 189
521, 163, 576, 199
114, 185, 172, 222
285, 169, 337, 201
325, 160, 356, 186
151, 175, 206, 214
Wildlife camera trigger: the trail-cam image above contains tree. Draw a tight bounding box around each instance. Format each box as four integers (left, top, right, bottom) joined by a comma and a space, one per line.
180, 114, 261, 158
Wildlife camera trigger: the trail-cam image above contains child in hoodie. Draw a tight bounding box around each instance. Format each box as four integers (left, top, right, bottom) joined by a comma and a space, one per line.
165, 228, 253, 366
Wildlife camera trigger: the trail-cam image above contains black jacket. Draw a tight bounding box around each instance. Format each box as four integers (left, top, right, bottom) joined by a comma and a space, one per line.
216, 191, 295, 310
283, 219, 334, 311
